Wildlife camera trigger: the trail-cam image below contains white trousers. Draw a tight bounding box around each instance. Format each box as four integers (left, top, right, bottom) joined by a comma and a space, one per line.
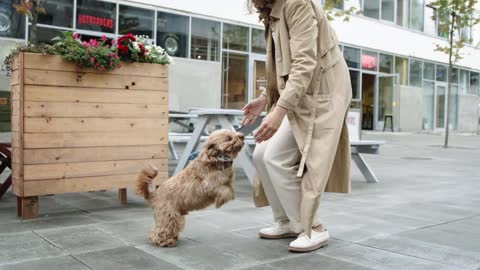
253, 117, 319, 232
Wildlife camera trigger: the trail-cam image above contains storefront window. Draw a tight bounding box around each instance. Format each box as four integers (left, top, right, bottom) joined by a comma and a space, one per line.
223, 23, 249, 51
38, 0, 73, 28
0, 0, 25, 39
191, 18, 220, 61
32, 27, 62, 44
436, 64, 447, 82
449, 85, 458, 129
364, 0, 380, 19
451, 68, 458, 84
395, 56, 408, 85
470, 72, 479, 95
251, 28, 266, 54
422, 81, 434, 129
222, 52, 248, 109
350, 70, 360, 100
119, 5, 154, 38
409, 0, 424, 31
459, 69, 469, 94
157, 12, 189, 58
396, 0, 409, 27
409, 59, 422, 87
423, 62, 435, 80
344, 46, 360, 68
379, 54, 393, 73
76, 0, 116, 34
361, 50, 378, 71
381, 0, 394, 22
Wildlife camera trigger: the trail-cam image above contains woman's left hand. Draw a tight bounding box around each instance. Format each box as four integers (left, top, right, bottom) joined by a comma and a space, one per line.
254, 106, 288, 143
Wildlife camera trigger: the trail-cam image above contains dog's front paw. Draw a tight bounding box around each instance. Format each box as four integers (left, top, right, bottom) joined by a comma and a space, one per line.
215, 187, 234, 208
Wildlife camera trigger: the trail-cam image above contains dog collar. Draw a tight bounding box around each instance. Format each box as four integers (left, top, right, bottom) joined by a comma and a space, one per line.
217, 155, 233, 162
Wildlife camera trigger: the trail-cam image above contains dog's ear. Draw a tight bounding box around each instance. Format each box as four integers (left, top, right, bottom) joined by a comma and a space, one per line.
205, 142, 220, 157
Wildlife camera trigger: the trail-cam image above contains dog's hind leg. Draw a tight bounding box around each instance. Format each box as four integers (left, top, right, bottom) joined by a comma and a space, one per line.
149, 207, 183, 247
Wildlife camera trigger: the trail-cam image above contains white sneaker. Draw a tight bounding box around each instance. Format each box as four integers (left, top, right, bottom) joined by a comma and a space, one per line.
288, 230, 329, 252
258, 222, 299, 239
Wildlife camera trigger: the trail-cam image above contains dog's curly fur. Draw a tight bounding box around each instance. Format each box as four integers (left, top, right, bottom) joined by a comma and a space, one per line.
136, 130, 244, 247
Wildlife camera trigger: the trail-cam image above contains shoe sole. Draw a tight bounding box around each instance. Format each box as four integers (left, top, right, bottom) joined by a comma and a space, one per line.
258, 232, 299, 239
288, 240, 328, 253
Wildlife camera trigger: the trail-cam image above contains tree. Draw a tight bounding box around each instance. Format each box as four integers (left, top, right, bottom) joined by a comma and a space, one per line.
322, 0, 362, 22
13, 0, 47, 45
428, 0, 480, 148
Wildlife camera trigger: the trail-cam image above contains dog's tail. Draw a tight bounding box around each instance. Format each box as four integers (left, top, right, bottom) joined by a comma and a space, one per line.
135, 165, 158, 202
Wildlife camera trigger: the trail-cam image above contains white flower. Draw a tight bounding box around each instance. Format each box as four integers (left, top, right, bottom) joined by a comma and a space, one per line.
167, 55, 174, 64
132, 42, 140, 50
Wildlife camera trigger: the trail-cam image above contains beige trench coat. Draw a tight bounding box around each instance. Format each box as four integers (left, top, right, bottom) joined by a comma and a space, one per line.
252, 0, 353, 236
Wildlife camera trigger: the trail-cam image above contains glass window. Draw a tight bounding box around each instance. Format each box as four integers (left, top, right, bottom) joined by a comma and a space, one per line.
451, 68, 458, 84
364, 0, 380, 19
76, 0, 116, 34
436, 65, 447, 82
343, 46, 360, 68
38, 0, 73, 28
157, 12, 189, 58
223, 23, 249, 51
381, 0, 394, 22
409, 59, 422, 87
222, 52, 248, 109
379, 54, 393, 73
396, 0, 409, 27
423, 62, 435, 80
251, 28, 266, 54
361, 50, 378, 71
449, 85, 458, 129
424, 5, 436, 35
191, 18, 220, 61
409, 0, 424, 31
470, 72, 479, 95
350, 70, 360, 100
119, 5, 154, 38
459, 69, 469, 94
0, 0, 25, 39
395, 56, 408, 85
31, 27, 63, 44
437, 10, 449, 38
422, 81, 435, 130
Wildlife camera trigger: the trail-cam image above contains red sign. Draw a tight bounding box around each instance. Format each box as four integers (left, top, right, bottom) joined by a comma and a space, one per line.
78, 14, 113, 29
361, 54, 377, 69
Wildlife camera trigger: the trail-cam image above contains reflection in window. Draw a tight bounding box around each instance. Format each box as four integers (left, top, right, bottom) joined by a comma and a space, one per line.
119, 5, 154, 38
436, 65, 447, 82
222, 52, 248, 109
422, 81, 435, 129
349, 70, 360, 100
381, 0, 394, 22
251, 28, 266, 54
362, 50, 378, 71
470, 72, 479, 95
364, 0, 380, 19
395, 56, 408, 85
38, 0, 73, 28
423, 62, 435, 80
396, 0, 409, 27
76, 0, 116, 33
343, 46, 360, 68
409, 0, 424, 31
459, 70, 469, 94
223, 23, 249, 51
0, 0, 25, 39
451, 68, 458, 84
32, 27, 62, 44
379, 54, 393, 73
157, 12, 189, 58
191, 18, 220, 61
409, 60, 422, 87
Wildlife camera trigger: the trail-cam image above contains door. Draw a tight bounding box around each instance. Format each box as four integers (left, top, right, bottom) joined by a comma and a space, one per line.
435, 83, 447, 130
375, 74, 397, 131
248, 55, 266, 101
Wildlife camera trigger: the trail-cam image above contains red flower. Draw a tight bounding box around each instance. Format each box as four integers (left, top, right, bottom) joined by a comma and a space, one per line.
90, 57, 95, 64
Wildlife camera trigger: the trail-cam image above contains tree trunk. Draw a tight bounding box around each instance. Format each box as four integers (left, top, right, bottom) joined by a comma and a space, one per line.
29, 2, 38, 44
444, 13, 456, 148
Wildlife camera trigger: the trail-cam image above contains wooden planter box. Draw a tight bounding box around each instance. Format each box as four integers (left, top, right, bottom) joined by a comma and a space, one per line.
10, 53, 169, 219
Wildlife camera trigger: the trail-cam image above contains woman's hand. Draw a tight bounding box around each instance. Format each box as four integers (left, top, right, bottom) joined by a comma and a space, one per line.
241, 95, 268, 126
254, 106, 288, 143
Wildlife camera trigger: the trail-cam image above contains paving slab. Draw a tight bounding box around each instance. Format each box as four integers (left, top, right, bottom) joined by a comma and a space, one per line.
0, 255, 90, 270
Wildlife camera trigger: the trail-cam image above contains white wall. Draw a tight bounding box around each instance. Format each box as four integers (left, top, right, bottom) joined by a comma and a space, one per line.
168, 57, 222, 112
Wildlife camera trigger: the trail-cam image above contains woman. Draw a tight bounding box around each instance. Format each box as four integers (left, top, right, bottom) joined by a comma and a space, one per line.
242, 0, 352, 252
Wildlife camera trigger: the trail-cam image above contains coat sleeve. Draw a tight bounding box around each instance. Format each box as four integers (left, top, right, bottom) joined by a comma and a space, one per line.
276, 0, 319, 112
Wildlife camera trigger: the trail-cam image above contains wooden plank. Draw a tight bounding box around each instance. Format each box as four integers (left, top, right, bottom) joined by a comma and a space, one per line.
20, 196, 38, 220
24, 131, 167, 148
23, 145, 168, 165
23, 53, 168, 77
118, 188, 127, 205
12, 147, 21, 164
10, 70, 20, 86
24, 117, 167, 133
24, 158, 168, 181
23, 173, 168, 196
11, 98, 20, 118
11, 85, 20, 101
24, 85, 168, 104
24, 69, 167, 91
24, 101, 168, 118
12, 56, 20, 71
11, 53, 24, 197
11, 132, 20, 148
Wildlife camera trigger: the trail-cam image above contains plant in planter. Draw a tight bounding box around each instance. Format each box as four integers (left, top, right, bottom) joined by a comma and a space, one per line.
12, 0, 46, 44
7, 32, 171, 219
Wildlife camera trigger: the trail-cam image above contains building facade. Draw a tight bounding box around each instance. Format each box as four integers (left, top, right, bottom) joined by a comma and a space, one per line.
1, 0, 479, 133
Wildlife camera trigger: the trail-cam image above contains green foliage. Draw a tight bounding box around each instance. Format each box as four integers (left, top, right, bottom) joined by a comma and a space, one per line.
2, 43, 55, 75
323, 0, 361, 22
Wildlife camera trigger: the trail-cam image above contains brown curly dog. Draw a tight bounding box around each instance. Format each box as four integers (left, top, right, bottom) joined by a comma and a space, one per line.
135, 129, 245, 247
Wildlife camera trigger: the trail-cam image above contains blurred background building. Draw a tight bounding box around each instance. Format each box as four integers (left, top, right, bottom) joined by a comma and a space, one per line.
1, 0, 479, 133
